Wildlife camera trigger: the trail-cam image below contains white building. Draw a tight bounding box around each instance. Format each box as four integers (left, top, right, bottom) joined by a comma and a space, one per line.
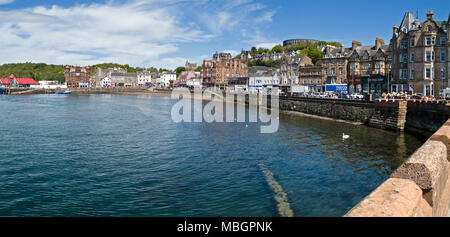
186, 78, 202, 87
137, 71, 152, 87
100, 77, 112, 88
248, 66, 280, 95
30, 80, 67, 89
159, 72, 176, 88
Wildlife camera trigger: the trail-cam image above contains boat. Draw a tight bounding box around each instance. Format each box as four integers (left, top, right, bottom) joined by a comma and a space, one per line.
56, 90, 72, 95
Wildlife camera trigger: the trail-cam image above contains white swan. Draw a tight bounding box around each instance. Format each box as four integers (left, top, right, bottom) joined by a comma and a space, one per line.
342, 133, 350, 139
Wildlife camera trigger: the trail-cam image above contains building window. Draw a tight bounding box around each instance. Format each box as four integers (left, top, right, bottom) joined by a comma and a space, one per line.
425, 37, 431, 46
400, 69, 408, 80
425, 68, 431, 79
410, 38, 415, 47
410, 53, 415, 62
431, 37, 436, 45
441, 52, 446, 62
425, 51, 431, 62
400, 41, 407, 49
339, 68, 343, 75
410, 70, 414, 80
402, 54, 408, 63
441, 68, 446, 79
441, 37, 447, 45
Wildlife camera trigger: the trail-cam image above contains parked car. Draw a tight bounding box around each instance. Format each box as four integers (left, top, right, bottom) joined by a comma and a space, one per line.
350, 94, 364, 100
338, 94, 349, 99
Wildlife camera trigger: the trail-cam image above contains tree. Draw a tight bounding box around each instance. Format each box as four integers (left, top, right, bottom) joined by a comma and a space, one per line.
174, 67, 186, 77
271, 45, 283, 53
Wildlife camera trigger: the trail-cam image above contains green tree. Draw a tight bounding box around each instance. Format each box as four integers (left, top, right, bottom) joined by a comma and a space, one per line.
174, 67, 186, 77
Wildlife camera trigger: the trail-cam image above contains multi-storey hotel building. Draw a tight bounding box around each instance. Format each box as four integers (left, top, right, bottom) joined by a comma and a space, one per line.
390, 10, 449, 97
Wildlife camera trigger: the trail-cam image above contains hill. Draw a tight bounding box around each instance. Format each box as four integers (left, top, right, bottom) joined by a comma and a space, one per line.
0, 63, 65, 82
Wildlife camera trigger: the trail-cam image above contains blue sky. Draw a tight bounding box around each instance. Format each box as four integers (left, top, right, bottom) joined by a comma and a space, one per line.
0, 0, 449, 69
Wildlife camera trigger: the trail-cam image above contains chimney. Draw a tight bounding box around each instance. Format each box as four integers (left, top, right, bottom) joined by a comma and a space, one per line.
427, 10, 434, 20
340, 45, 345, 53
352, 41, 362, 50
375, 38, 384, 50
393, 24, 398, 35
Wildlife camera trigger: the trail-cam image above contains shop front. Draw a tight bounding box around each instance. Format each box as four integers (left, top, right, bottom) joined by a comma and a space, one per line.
363, 76, 388, 94
325, 84, 348, 94
347, 76, 362, 94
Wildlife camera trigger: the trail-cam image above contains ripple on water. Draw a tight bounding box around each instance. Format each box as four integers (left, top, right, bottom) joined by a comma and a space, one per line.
0, 95, 425, 216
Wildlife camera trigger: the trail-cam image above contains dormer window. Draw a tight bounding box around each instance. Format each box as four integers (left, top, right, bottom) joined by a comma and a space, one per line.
427, 25, 432, 32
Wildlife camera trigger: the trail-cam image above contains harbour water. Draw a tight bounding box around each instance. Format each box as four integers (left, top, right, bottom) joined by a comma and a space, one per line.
0, 94, 424, 217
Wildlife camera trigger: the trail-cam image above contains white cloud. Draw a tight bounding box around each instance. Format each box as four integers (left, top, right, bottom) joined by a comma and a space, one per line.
0, 0, 14, 5
255, 43, 278, 49
0, 0, 276, 69
222, 50, 240, 57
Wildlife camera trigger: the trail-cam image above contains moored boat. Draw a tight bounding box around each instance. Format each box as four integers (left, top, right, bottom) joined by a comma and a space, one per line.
56, 90, 72, 95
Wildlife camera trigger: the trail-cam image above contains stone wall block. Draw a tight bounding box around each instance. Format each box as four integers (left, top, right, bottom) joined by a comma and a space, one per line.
345, 178, 430, 217
391, 140, 449, 215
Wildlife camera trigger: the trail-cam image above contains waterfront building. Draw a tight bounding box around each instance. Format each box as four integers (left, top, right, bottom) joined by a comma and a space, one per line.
348, 38, 392, 94
178, 71, 196, 86
297, 62, 325, 92
227, 77, 248, 93
110, 72, 138, 87
178, 61, 198, 86
279, 55, 312, 94
390, 10, 449, 97
248, 66, 280, 94
0, 74, 39, 88
91, 67, 127, 88
320, 44, 353, 86
100, 77, 112, 88
159, 72, 176, 88
200, 52, 248, 89
137, 71, 152, 87
64, 65, 91, 88
186, 78, 202, 88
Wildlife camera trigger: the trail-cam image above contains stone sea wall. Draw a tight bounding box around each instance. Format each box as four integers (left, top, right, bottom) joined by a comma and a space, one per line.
346, 119, 450, 217
278, 96, 449, 134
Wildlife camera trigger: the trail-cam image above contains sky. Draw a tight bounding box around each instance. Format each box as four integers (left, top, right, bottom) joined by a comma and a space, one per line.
0, 0, 449, 69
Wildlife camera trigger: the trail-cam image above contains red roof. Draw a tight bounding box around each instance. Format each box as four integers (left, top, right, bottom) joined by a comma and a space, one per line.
16, 78, 40, 85
0, 75, 39, 85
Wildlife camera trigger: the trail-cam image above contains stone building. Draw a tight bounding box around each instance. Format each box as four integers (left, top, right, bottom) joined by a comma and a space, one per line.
64, 65, 91, 88
320, 44, 353, 86
200, 52, 248, 89
297, 62, 325, 92
110, 72, 138, 87
348, 38, 392, 94
280, 55, 312, 85
91, 67, 127, 87
390, 10, 449, 97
